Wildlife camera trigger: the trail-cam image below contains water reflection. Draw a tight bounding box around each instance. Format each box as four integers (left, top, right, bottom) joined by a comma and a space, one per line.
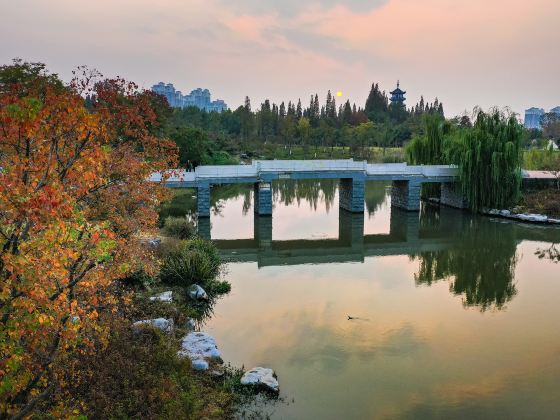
161, 181, 559, 312
413, 214, 519, 311
160, 180, 560, 419
160, 179, 390, 220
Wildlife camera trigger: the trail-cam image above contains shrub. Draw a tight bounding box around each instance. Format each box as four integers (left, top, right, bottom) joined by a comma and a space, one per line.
122, 269, 158, 288
163, 216, 196, 239
55, 312, 245, 419
61, 323, 196, 419
159, 239, 223, 289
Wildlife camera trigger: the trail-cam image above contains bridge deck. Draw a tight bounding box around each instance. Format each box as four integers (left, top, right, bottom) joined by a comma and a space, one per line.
150, 160, 549, 187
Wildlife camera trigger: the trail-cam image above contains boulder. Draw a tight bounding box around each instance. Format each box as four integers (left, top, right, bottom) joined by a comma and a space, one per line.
132, 318, 174, 333
191, 359, 209, 371
178, 332, 221, 371
148, 238, 161, 247
240, 367, 279, 393
498, 209, 511, 217
149, 291, 173, 303
188, 284, 208, 300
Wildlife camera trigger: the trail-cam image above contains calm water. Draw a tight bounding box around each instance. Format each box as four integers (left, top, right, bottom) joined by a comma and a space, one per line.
167, 181, 560, 419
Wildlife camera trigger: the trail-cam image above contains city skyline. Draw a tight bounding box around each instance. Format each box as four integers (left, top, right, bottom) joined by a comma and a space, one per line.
152, 82, 228, 112
1, 0, 559, 116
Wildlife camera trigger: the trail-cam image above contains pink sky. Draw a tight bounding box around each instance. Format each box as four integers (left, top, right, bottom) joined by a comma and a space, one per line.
1, 0, 559, 116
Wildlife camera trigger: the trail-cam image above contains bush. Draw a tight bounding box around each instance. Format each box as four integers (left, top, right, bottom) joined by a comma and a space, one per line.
55, 319, 196, 419
159, 239, 223, 289
122, 269, 158, 288
163, 216, 196, 239
55, 313, 244, 419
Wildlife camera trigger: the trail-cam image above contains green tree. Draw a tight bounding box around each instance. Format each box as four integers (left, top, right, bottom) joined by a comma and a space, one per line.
297, 117, 311, 151
447, 110, 523, 211
364, 82, 388, 122
355, 121, 375, 159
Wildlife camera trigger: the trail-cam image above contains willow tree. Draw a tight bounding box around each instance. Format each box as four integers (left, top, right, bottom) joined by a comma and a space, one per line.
406, 114, 448, 165
406, 115, 449, 198
447, 110, 523, 211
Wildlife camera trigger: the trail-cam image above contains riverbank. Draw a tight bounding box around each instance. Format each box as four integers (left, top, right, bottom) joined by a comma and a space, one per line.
519, 188, 560, 219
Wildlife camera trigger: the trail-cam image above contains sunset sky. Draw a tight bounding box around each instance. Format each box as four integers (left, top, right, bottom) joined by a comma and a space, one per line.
2, 0, 559, 117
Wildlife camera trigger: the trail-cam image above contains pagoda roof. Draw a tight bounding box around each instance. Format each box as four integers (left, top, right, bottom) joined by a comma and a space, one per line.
390, 81, 405, 95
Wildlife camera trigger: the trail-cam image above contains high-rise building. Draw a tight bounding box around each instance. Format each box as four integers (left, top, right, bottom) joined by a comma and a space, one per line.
524, 107, 546, 129
151, 82, 227, 112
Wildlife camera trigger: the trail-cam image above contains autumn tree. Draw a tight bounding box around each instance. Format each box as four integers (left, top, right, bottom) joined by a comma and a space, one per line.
0, 60, 177, 418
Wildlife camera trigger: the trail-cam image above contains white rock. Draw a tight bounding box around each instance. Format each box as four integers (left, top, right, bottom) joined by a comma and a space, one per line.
549, 218, 560, 224
499, 210, 511, 217
149, 291, 173, 302
191, 359, 209, 371
178, 332, 221, 371
516, 213, 548, 223
188, 284, 208, 300
132, 318, 174, 333
240, 367, 279, 393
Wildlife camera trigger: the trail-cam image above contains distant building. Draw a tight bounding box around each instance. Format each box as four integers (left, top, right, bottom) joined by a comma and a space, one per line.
524, 107, 545, 129
151, 82, 227, 112
389, 81, 406, 107
524, 106, 560, 129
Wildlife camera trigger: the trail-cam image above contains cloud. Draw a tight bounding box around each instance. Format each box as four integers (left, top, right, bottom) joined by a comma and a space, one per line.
217, 0, 388, 17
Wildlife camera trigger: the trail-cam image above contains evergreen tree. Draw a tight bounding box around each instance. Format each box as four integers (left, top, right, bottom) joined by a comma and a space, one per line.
296, 99, 302, 119
240, 96, 253, 140
364, 82, 389, 122
342, 100, 353, 126
287, 101, 295, 117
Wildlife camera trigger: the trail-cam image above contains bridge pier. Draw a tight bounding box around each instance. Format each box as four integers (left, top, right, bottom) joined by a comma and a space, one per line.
254, 216, 273, 250
254, 182, 273, 215
197, 216, 211, 240
390, 208, 420, 242
197, 183, 211, 217
338, 210, 364, 249
391, 179, 422, 211
339, 178, 365, 213
440, 182, 469, 209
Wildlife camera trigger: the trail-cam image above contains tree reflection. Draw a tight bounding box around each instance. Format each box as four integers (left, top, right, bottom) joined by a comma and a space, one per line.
159, 184, 252, 221
535, 243, 560, 263
414, 218, 519, 311
365, 182, 389, 215
273, 179, 337, 212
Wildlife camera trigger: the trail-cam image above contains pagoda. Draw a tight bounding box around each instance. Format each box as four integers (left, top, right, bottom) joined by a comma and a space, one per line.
390, 81, 406, 107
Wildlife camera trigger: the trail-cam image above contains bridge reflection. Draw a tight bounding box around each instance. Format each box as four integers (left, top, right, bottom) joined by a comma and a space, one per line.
198, 205, 559, 269
198, 207, 465, 267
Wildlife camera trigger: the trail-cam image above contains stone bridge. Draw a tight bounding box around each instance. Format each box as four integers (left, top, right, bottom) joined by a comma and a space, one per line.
150, 160, 464, 216
150, 160, 553, 217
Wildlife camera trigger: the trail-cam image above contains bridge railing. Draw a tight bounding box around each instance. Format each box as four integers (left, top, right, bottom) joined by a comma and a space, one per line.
195, 165, 257, 178
366, 163, 408, 174
256, 159, 366, 172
